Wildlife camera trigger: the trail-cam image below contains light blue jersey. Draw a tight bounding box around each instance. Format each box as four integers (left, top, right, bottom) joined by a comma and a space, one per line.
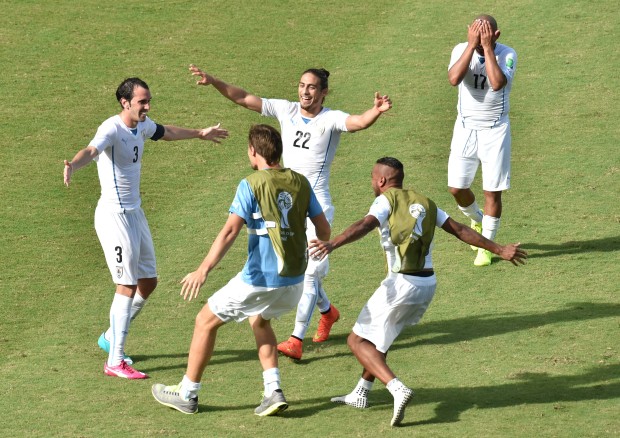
231, 178, 323, 287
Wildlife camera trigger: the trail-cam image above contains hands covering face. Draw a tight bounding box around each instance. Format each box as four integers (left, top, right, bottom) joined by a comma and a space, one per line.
468, 19, 498, 51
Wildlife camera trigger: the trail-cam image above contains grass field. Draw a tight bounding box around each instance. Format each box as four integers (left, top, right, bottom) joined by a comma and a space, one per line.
1, 0, 618, 436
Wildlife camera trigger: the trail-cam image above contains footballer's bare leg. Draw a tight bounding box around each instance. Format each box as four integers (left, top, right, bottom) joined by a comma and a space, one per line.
249, 315, 279, 370
449, 187, 477, 209
483, 190, 502, 218
185, 304, 226, 382
347, 333, 394, 385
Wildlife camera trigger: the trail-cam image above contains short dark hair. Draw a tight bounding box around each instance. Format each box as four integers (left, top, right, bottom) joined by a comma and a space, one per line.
476, 14, 498, 32
116, 78, 149, 106
302, 68, 330, 90
376, 156, 405, 184
249, 124, 282, 165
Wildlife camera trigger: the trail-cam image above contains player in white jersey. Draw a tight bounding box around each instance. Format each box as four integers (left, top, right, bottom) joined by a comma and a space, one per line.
447, 15, 517, 267
309, 157, 526, 426
187, 64, 392, 359
63, 77, 228, 379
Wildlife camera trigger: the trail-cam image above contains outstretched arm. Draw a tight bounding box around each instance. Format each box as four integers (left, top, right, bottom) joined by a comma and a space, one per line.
448, 19, 482, 86
63, 146, 99, 187
309, 215, 379, 260
345, 92, 392, 132
180, 213, 245, 301
441, 217, 527, 265
162, 123, 229, 142
189, 64, 263, 113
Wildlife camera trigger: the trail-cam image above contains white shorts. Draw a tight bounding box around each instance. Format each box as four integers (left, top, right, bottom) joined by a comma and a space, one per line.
305, 203, 334, 277
352, 273, 436, 353
94, 206, 157, 285
448, 120, 511, 192
208, 273, 303, 323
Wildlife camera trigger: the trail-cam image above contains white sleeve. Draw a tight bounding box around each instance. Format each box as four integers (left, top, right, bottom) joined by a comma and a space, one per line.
500, 48, 517, 83
90, 119, 115, 154
366, 195, 391, 227
261, 98, 294, 119
448, 43, 466, 70
436, 207, 449, 227
330, 109, 350, 133
141, 116, 158, 139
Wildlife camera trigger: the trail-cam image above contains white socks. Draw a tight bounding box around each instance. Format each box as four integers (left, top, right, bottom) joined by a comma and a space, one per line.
331, 377, 373, 408
263, 368, 281, 395
482, 215, 500, 241
177, 369, 280, 402
459, 202, 501, 242
386, 377, 405, 395
458, 202, 483, 223
107, 293, 132, 366
354, 377, 373, 397
292, 276, 321, 339
180, 375, 201, 400
104, 293, 147, 347
130, 293, 147, 321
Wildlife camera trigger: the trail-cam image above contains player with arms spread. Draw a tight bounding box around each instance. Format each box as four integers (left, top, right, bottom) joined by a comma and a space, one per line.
309, 157, 526, 426
63, 77, 228, 379
188, 64, 392, 359
447, 15, 517, 266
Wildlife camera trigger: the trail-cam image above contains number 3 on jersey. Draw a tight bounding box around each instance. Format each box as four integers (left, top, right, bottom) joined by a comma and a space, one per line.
293, 131, 311, 149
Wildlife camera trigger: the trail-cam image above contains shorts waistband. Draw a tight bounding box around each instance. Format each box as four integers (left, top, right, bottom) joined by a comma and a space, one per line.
403, 270, 435, 277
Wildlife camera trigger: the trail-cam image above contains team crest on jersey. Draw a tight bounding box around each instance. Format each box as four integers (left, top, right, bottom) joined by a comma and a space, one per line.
116, 266, 123, 279
277, 191, 293, 229
507, 58, 514, 69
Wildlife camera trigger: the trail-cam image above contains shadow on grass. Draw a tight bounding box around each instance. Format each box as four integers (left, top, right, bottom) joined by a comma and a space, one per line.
139, 302, 618, 373
286, 363, 620, 425
147, 363, 619, 423
521, 236, 620, 259
406, 362, 620, 425
138, 348, 259, 373
391, 301, 620, 351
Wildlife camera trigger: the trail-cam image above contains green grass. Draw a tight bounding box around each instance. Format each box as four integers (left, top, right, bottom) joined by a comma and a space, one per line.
1, 0, 618, 436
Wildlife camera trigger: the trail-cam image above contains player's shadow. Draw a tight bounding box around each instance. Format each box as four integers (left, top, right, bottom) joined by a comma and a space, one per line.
297, 302, 619, 364
520, 236, 620, 259
407, 363, 620, 425
287, 363, 619, 425
139, 302, 618, 371
390, 301, 620, 352
147, 363, 619, 422
138, 349, 260, 373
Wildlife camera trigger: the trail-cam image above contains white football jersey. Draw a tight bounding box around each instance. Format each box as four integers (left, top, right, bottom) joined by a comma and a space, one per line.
261, 98, 349, 208
449, 42, 517, 129
90, 115, 160, 212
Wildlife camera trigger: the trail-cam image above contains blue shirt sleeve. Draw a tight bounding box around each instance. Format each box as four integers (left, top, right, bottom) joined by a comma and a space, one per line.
230, 179, 256, 222
307, 188, 323, 218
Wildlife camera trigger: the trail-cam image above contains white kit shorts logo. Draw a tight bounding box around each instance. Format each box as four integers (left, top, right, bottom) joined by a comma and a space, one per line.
277, 191, 293, 229
116, 266, 123, 279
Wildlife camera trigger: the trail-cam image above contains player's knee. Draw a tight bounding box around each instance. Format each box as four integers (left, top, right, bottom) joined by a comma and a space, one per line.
448, 186, 463, 197
195, 306, 221, 332
137, 277, 158, 297
347, 332, 361, 353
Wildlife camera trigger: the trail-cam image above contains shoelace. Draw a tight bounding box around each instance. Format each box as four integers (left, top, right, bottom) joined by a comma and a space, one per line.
163, 385, 182, 396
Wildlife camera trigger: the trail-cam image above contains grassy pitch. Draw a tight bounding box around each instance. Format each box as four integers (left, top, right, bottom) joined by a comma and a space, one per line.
0, 1, 618, 436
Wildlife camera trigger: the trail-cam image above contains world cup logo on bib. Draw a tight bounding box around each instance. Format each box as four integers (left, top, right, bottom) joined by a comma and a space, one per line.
409, 204, 426, 242
277, 191, 293, 229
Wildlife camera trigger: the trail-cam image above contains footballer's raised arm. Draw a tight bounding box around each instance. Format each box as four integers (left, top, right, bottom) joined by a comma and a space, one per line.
189, 65, 263, 113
